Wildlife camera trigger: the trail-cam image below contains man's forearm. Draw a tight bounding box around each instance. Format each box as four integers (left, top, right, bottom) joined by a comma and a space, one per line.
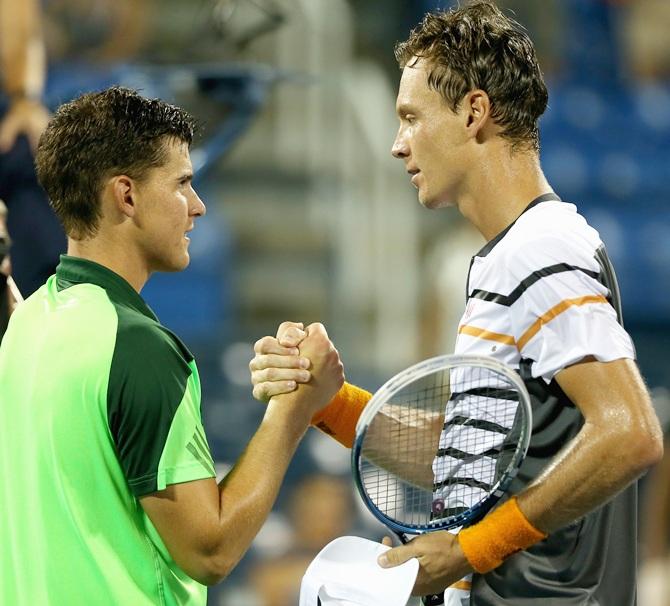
211, 402, 310, 577
363, 405, 443, 490
518, 406, 660, 533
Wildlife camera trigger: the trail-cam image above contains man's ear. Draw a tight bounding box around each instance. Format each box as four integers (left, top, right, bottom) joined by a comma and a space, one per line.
464, 89, 491, 140
109, 175, 136, 219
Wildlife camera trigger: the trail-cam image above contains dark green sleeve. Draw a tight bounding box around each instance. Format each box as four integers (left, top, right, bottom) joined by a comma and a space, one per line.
107, 308, 214, 496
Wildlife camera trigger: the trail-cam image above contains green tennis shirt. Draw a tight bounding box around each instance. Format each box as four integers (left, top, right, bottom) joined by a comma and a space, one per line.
0, 256, 216, 605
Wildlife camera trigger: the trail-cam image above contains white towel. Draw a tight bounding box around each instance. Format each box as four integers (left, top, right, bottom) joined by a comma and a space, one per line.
300, 536, 419, 606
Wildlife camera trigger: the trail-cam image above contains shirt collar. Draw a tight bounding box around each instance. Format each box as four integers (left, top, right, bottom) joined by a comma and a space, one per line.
475, 192, 562, 258
55, 255, 157, 321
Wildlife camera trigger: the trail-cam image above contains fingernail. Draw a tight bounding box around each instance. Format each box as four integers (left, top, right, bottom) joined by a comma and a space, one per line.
299, 358, 310, 369
287, 381, 296, 389
289, 348, 299, 355
377, 554, 389, 567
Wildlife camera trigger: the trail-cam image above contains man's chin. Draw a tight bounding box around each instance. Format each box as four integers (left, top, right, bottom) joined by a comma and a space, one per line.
175, 255, 191, 272
418, 192, 455, 210
154, 255, 190, 274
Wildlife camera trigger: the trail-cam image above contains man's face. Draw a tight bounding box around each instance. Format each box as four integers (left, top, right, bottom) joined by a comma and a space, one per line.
391, 58, 470, 209
133, 140, 206, 273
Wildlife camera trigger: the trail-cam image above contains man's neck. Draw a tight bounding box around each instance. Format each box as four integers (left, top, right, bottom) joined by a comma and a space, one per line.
67, 236, 149, 293
458, 146, 553, 241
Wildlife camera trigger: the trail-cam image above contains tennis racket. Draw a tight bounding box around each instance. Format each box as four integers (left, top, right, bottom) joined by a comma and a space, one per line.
352, 354, 532, 605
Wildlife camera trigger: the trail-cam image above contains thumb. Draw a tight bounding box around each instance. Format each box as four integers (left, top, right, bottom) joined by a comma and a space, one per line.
378, 542, 416, 568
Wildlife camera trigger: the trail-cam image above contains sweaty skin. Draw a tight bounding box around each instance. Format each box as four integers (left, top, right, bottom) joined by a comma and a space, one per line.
249, 53, 663, 598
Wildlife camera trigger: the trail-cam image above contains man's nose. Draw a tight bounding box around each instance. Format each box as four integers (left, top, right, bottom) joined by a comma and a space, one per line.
391, 133, 408, 159
191, 190, 207, 217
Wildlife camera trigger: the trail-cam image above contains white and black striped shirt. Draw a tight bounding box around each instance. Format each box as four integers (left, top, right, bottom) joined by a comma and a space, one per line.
448, 194, 638, 605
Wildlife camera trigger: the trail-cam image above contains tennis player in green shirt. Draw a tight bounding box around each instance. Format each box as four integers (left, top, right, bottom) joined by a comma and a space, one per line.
0, 86, 344, 605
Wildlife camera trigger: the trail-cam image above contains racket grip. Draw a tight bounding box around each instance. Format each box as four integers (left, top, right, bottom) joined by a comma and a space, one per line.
310, 382, 371, 448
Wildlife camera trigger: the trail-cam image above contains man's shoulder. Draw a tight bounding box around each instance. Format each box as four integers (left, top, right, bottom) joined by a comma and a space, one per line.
496, 201, 602, 270
112, 302, 194, 372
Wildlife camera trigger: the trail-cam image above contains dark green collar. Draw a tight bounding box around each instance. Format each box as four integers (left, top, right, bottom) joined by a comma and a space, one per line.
55, 255, 157, 321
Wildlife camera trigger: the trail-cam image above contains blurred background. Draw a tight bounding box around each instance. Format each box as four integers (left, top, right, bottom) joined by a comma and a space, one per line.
2, 0, 670, 604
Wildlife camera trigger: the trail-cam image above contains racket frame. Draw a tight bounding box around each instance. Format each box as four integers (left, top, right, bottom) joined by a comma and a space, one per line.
351, 354, 532, 537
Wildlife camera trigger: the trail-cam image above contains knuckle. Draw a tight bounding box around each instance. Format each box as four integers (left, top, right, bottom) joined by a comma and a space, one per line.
287, 355, 301, 369
255, 336, 273, 353
307, 322, 325, 335
277, 321, 301, 336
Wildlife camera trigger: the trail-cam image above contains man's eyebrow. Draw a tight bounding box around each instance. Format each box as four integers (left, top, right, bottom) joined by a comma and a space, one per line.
396, 103, 415, 117
178, 172, 193, 181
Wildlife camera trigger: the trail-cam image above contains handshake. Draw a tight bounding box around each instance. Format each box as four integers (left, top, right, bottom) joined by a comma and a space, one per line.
249, 321, 372, 447
249, 321, 345, 424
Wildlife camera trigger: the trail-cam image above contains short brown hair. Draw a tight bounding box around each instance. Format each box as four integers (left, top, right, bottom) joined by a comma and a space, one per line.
35, 86, 196, 239
395, 1, 548, 151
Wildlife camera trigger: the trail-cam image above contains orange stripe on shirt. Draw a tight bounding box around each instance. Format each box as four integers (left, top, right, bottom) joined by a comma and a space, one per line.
517, 294, 609, 350
458, 324, 517, 346
448, 580, 473, 591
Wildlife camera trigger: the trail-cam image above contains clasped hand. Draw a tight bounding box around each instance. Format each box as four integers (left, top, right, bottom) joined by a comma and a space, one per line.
249, 321, 343, 420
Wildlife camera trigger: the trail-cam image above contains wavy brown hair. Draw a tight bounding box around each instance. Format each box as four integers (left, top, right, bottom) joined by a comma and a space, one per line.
395, 1, 548, 152
35, 86, 196, 240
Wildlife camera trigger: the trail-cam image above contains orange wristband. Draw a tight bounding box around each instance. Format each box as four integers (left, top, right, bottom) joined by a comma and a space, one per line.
310, 382, 372, 448
457, 497, 547, 574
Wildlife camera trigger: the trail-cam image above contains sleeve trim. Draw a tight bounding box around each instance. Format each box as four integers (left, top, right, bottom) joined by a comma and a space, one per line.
131, 462, 216, 497
517, 295, 608, 350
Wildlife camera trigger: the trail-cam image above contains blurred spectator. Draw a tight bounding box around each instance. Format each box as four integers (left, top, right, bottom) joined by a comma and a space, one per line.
422, 218, 483, 357
287, 473, 356, 552
0, 200, 9, 337
495, 0, 564, 75
43, 0, 151, 65
638, 436, 670, 606
0, 0, 65, 296
0, 199, 21, 339
0, 0, 49, 152
244, 474, 357, 606
619, 0, 670, 81
247, 555, 313, 606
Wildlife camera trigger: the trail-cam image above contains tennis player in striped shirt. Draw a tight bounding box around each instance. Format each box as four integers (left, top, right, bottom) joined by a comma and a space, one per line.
250, 2, 663, 604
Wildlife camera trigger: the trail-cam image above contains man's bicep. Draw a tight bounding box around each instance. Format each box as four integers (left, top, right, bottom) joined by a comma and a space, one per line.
140, 478, 223, 585
555, 357, 653, 423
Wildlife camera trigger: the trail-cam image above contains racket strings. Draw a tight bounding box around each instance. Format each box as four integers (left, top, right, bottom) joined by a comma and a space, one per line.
358, 364, 525, 530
